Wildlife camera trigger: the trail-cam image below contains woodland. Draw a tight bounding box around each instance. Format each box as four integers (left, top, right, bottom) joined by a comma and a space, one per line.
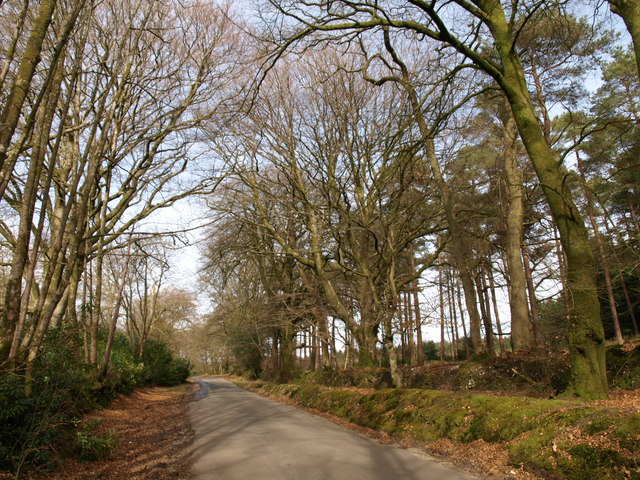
0, 0, 639, 477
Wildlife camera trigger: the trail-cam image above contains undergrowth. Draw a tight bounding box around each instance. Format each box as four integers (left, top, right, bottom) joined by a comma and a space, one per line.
75, 419, 119, 462
0, 329, 191, 477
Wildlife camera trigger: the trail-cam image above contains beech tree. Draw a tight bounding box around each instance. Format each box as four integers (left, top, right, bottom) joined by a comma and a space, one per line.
0, 0, 243, 391
204, 49, 444, 385
262, 0, 609, 399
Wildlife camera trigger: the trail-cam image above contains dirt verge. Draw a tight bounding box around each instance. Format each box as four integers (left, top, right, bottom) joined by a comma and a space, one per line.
29, 385, 194, 480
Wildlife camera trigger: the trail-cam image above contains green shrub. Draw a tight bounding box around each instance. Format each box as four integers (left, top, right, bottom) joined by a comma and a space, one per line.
97, 341, 145, 403
75, 419, 119, 462
1, 330, 192, 476
556, 445, 626, 480
0, 327, 96, 473
141, 338, 191, 386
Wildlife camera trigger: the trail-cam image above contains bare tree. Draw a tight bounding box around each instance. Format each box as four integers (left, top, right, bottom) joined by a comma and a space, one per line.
261, 0, 609, 398
1, 0, 241, 379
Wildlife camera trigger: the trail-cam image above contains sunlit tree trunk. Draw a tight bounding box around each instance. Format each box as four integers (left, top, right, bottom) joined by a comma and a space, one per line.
608, 0, 640, 75
476, 266, 495, 357
2, 67, 60, 360
488, 268, 506, 356
481, 0, 607, 397
0, 0, 58, 189
409, 245, 424, 365
497, 97, 535, 351
438, 258, 446, 361
447, 268, 459, 360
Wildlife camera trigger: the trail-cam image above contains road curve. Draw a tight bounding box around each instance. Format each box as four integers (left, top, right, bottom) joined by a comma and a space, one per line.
189, 376, 483, 480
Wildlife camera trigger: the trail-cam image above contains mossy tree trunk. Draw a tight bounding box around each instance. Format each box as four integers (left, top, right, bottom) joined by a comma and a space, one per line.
608, 0, 640, 75
383, 325, 403, 388
479, 0, 607, 399
0, 0, 57, 191
0, 0, 59, 361
353, 324, 378, 367
279, 324, 296, 381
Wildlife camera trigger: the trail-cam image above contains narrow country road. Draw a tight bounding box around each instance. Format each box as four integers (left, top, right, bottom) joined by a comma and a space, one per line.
189, 376, 483, 480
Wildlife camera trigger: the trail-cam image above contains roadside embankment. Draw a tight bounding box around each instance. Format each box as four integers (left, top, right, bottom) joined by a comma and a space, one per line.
232, 379, 639, 480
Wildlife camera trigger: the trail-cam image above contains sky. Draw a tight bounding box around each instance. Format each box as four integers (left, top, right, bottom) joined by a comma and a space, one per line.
145, 0, 633, 344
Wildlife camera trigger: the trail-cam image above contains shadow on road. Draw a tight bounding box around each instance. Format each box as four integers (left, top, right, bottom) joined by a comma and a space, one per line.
188, 376, 481, 480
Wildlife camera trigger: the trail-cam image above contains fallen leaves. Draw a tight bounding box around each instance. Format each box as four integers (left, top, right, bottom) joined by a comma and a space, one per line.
33, 385, 194, 480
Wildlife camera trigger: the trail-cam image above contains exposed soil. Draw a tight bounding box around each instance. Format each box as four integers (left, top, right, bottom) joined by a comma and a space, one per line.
32, 385, 194, 480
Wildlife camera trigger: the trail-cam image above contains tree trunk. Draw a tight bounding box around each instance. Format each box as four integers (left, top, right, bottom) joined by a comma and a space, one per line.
409, 245, 425, 365
398, 295, 407, 363
1, 48, 64, 361
457, 277, 471, 360
438, 259, 446, 361
476, 267, 495, 357
280, 324, 295, 380
577, 154, 624, 344
446, 268, 458, 360
405, 291, 416, 364
382, 312, 403, 387
608, 0, 640, 75
485, 0, 607, 398
488, 268, 506, 356
521, 246, 545, 350
497, 96, 534, 351
620, 276, 639, 337
0, 0, 58, 182
318, 314, 331, 368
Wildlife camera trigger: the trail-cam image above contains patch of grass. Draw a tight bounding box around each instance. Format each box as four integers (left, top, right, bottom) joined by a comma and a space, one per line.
582, 410, 617, 435
613, 413, 640, 452
507, 428, 556, 472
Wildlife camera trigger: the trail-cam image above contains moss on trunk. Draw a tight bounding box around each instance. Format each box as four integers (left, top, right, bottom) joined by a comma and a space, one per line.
480, 0, 608, 399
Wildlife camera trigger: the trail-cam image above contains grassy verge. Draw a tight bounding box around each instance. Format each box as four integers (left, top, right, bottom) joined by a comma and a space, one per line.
232, 379, 639, 480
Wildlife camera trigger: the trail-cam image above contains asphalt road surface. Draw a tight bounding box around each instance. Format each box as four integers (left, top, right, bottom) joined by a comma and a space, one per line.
190, 376, 483, 480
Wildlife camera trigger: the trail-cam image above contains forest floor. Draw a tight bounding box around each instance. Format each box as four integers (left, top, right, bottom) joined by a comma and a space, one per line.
30, 384, 195, 480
